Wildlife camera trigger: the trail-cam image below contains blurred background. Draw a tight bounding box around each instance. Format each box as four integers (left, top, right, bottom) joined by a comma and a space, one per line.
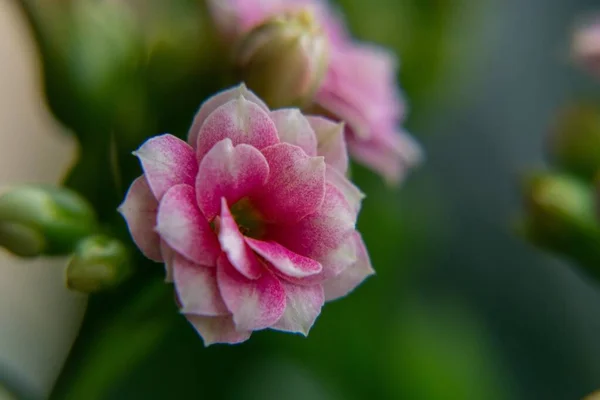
2, 0, 600, 399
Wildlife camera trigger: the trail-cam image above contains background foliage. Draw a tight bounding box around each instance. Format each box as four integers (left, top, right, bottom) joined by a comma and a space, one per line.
12, 0, 600, 398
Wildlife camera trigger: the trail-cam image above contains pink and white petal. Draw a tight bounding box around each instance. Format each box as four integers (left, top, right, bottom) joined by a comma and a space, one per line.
133, 134, 198, 201
188, 84, 269, 147
160, 241, 175, 282
245, 238, 322, 278
325, 166, 364, 215
217, 254, 285, 331
267, 183, 355, 259
173, 255, 229, 316
272, 282, 324, 336
251, 143, 325, 223
270, 109, 317, 156
118, 176, 162, 262
196, 97, 279, 160
156, 184, 220, 266
348, 130, 422, 185
196, 139, 269, 220
270, 235, 357, 287
186, 314, 251, 346
323, 232, 375, 301
219, 198, 263, 279
306, 116, 348, 174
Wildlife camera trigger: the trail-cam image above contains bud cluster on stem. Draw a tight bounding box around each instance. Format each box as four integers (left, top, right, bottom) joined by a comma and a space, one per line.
0, 185, 131, 293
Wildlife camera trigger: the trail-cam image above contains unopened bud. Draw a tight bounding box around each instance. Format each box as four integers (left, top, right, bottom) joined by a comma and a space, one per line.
0, 186, 97, 257
521, 173, 600, 280
235, 9, 328, 108
572, 16, 600, 78
549, 104, 600, 181
66, 235, 131, 293
584, 390, 600, 400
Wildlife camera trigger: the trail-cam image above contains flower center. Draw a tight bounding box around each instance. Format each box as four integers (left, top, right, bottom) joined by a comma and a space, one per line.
229, 198, 265, 239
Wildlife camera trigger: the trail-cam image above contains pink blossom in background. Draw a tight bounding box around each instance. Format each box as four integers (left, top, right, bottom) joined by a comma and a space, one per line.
208, 0, 422, 183
572, 16, 600, 78
119, 84, 373, 345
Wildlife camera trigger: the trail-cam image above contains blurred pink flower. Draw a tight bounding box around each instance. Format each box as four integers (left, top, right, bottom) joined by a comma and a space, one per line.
573, 16, 600, 78
119, 84, 373, 345
208, 0, 422, 183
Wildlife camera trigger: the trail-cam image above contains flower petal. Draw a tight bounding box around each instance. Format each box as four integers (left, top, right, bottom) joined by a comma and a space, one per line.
134, 134, 198, 201
307, 116, 348, 174
173, 255, 229, 316
325, 166, 364, 215
217, 254, 285, 331
270, 109, 317, 156
196, 96, 279, 160
245, 238, 322, 279
118, 176, 162, 262
188, 84, 269, 147
323, 232, 374, 301
252, 143, 325, 223
196, 138, 270, 220
348, 130, 423, 185
186, 314, 251, 346
267, 182, 355, 259
272, 282, 324, 336
156, 184, 220, 266
219, 198, 263, 279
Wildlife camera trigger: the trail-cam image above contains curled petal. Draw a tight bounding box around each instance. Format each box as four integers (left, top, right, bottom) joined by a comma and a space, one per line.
323, 232, 374, 301
134, 134, 198, 201
196, 96, 279, 160
270, 109, 317, 156
118, 176, 162, 262
245, 238, 322, 279
272, 282, 324, 336
156, 184, 220, 266
186, 314, 251, 346
173, 255, 229, 316
325, 166, 364, 215
252, 143, 325, 223
219, 198, 263, 279
196, 139, 270, 220
307, 116, 348, 174
267, 183, 355, 259
188, 84, 269, 147
217, 254, 285, 331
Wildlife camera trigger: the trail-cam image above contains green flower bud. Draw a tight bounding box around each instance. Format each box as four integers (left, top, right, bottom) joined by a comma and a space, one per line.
0, 186, 97, 257
549, 104, 600, 181
235, 9, 328, 108
520, 173, 600, 280
66, 235, 131, 293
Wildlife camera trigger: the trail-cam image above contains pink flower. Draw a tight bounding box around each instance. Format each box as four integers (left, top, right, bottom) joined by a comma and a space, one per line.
119, 84, 373, 345
572, 16, 600, 78
207, 0, 422, 183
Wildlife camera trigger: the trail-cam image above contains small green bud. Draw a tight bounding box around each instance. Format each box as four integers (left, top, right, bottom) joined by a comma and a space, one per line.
0, 186, 97, 257
521, 173, 600, 280
549, 104, 600, 181
235, 9, 328, 108
66, 235, 131, 293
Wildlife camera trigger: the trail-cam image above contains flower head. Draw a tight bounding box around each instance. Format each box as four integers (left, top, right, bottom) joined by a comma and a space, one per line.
208, 0, 422, 183
119, 84, 373, 345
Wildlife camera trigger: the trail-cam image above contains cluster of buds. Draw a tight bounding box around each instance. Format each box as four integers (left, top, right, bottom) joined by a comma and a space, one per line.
0, 186, 131, 293
520, 103, 600, 280
519, 14, 600, 280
